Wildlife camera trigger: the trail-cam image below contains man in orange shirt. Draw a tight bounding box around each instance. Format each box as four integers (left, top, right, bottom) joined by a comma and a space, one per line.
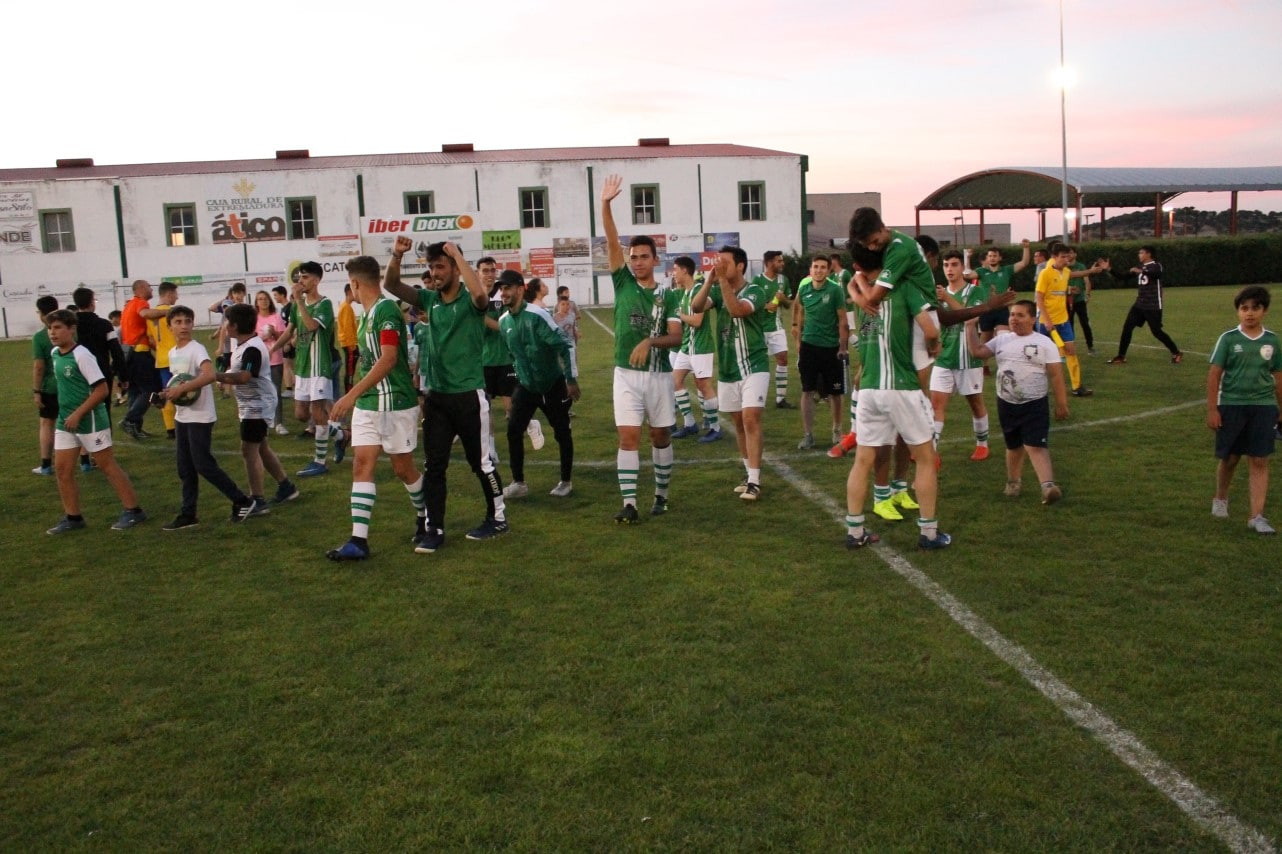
120, 280, 158, 439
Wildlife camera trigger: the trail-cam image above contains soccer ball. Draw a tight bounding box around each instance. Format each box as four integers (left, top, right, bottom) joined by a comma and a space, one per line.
167, 372, 200, 406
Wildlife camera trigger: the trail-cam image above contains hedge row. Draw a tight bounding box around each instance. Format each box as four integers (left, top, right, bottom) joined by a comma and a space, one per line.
789, 234, 1282, 291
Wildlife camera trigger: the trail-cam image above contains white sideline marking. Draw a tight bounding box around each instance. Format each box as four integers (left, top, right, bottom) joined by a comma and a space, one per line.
584, 307, 1274, 852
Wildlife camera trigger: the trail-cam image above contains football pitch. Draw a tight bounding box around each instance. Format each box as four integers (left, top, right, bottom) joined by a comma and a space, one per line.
1, 286, 1278, 850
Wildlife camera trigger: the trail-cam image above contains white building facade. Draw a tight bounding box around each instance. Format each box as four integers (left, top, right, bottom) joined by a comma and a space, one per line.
0, 141, 805, 337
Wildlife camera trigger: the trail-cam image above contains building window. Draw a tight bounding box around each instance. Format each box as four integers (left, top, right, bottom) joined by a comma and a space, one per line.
805, 209, 816, 224
631, 184, 660, 225
739, 182, 766, 221
287, 197, 317, 240
405, 192, 435, 214
40, 210, 75, 253
520, 187, 549, 228
165, 204, 198, 247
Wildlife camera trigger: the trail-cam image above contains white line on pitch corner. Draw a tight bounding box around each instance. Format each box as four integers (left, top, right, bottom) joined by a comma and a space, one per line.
584, 309, 1273, 852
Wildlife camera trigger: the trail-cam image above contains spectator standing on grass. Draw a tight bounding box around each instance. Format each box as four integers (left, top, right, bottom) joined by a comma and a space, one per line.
272, 285, 296, 397
119, 279, 158, 439
1107, 245, 1183, 365
254, 290, 290, 435
1066, 247, 1096, 356
965, 301, 1069, 505
160, 304, 263, 529
32, 295, 61, 476
148, 282, 179, 439
1206, 286, 1282, 535
553, 285, 580, 344
219, 304, 299, 512
498, 270, 579, 500
43, 310, 146, 534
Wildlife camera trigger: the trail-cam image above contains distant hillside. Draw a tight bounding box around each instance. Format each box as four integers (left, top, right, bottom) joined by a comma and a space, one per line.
1087, 208, 1282, 239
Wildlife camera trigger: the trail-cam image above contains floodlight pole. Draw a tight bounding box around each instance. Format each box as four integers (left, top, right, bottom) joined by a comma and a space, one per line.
1059, 0, 1070, 242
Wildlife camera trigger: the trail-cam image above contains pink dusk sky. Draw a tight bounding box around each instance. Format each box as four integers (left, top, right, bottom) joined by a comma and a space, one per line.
9, 0, 1281, 241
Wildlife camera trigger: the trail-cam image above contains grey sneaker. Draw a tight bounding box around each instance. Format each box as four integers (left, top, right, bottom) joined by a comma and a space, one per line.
503, 481, 530, 499
110, 509, 148, 531
47, 516, 87, 535
797, 433, 815, 450
1211, 498, 1229, 519
740, 483, 761, 502
1004, 481, 1022, 498
549, 481, 573, 497
526, 419, 545, 450
1248, 515, 1276, 535
1040, 483, 1063, 505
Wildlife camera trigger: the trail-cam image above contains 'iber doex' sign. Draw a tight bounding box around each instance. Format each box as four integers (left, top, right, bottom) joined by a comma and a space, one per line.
364, 214, 475, 234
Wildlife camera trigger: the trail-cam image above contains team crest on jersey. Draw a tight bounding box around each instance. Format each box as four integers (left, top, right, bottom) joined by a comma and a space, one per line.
629, 311, 650, 333
1022, 344, 1041, 360
63, 366, 73, 377
1262, 345, 1275, 360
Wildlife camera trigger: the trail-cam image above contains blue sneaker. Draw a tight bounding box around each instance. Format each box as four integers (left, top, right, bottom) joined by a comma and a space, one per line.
111, 508, 148, 531
326, 539, 370, 562
80, 460, 94, 473
297, 461, 329, 478
333, 430, 349, 464
671, 423, 700, 439
697, 428, 723, 444
466, 517, 510, 540
32, 465, 53, 476
47, 516, 87, 535
414, 529, 445, 554
918, 531, 953, 550
846, 530, 880, 550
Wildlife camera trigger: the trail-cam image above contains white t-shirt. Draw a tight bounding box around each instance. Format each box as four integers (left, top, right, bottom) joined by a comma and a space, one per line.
988, 330, 1061, 404
168, 340, 217, 423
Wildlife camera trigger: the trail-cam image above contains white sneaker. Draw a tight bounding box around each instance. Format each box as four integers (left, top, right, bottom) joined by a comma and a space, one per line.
549, 481, 573, 498
1248, 515, 1276, 535
503, 481, 529, 499
527, 419, 545, 450
275, 423, 290, 436
1211, 498, 1229, 518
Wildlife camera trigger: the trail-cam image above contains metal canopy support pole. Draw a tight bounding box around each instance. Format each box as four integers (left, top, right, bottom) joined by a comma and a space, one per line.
1154, 194, 1163, 238
1230, 191, 1239, 235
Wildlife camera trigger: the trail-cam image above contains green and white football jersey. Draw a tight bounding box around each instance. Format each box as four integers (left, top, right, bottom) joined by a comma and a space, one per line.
290, 296, 335, 379
356, 297, 417, 411
612, 267, 680, 373
709, 282, 769, 383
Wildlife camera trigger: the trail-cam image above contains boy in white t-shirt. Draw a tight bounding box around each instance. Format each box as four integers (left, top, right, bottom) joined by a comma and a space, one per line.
964, 300, 1070, 504
160, 305, 260, 530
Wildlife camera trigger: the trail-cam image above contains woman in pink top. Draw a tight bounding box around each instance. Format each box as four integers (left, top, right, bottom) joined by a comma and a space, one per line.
255, 290, 289, 434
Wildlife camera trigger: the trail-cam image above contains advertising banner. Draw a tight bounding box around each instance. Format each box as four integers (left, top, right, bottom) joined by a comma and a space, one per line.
359, 213, 481, 273
482, 230, 521, 251
205, 177, 287, 244
528, 248, 556, 279
318, 234, 361, 258
0, 191, 38, 255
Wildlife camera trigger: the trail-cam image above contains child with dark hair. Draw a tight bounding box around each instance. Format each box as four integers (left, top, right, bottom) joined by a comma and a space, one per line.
32, 295, 62, 475
1207, 286, 1281, 534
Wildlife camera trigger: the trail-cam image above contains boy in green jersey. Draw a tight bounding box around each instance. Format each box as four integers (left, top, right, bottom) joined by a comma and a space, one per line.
325, 255, 427, 561
497, 270, 580, 499
274, 261, 348, 477
930, 251, 992, 462
670, 256, 721, 441
792, 254, 849, 450
975, 240, 1032, 340
601, 174, 683, 523
1207, 286, 1282, 534
43, 310, 147, 534
384, 236, 508, 550
32, 295, 60, 475
691, 246, 771, 500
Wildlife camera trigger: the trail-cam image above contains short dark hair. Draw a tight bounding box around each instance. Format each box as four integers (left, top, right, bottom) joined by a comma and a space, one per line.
72, 287, 94, 309
1139, 245, 1156, 257
225, 303, 257, 335
297, 261, 323, 278
849, 207, 885, 243
810, 253, 830, 266
158, 281, 178, 296
271, 285, 287, 297
36, 295, 59, 315
524, 278, 543, 303
850, 243, 884, 273
1234, 285, 1270, 310
915, 235, 940, 258
1048, 242, 1070, 256
47, 309, 77, 328
346, 255, 381, 285
673, 255, 696, 275
108, 310, 121, 321
229, 282, 247, 294
476, 256, 497, 268
424, 242, 455, 266
763, 250, 783, 264
556, 285, 570, 296
941, 249, 964, 263
721, 245, 748, 271
628, 235, 658, 256
169, 304, 195, 322
1011, 299, 1037, 315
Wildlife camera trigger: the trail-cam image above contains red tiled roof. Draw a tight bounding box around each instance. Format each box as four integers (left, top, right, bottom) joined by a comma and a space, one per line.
0, 143, 800, 182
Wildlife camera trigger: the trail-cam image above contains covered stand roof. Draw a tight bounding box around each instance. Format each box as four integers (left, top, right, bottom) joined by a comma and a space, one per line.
917, 166, 1282, 211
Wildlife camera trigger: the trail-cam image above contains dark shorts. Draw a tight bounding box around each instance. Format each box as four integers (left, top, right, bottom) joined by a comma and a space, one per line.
798, 341, 845, 396
484, 364, 517, 399
997, 396, 1050, 450
979, 305, 1010, 333
1215, 404, 1277, 459
240, 418, 269, 443
38, 391, 58, 420
283, 345, 296, 360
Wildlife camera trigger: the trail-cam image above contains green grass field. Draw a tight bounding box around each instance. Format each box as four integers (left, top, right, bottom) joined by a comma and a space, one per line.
2, 286, 1279, 850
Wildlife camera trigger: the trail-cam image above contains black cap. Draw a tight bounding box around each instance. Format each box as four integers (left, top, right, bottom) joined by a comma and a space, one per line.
497, 269, 525, 288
